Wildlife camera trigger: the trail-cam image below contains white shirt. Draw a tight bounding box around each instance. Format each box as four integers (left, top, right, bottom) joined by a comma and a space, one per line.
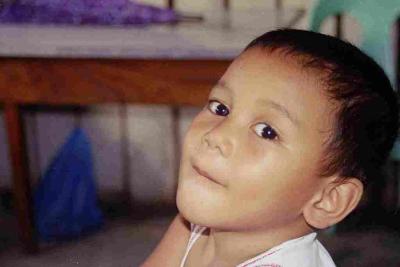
180, 224, 336, 267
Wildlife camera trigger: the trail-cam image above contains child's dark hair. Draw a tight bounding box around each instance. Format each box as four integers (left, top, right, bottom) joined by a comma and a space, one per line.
245, 29, 399, 185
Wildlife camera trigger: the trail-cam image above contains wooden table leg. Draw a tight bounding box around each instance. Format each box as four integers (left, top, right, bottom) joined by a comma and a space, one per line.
168, 0, 175, 9
4, 103, 38, 253
335, 14, 343, 39
171, 106, 181, 200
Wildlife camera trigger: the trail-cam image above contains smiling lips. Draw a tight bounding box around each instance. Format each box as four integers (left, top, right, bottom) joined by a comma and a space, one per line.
192, 164, 224, 186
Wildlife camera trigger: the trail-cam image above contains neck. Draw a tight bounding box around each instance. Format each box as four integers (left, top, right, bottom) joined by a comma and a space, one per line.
201, 219, 313, 267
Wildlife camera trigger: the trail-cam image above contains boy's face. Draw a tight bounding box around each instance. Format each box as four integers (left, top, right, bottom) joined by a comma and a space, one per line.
176, 48, 336, 231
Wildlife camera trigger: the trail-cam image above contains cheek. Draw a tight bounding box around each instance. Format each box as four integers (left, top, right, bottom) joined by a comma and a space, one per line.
182, 114, 206, 150
229, 154, 319, 214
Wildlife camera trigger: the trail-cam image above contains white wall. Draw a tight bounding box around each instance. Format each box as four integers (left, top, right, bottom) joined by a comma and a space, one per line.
0, 0, 365, 203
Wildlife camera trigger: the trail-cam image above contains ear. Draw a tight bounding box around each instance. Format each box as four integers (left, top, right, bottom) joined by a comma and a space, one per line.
303, 177, 364, 229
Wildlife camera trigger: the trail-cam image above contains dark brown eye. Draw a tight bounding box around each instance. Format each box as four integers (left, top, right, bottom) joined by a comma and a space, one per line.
208, 100, 230, 116
254, 123, 278, 140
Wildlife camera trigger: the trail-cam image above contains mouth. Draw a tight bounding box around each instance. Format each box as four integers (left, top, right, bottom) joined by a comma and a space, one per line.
192, 164, 224, 187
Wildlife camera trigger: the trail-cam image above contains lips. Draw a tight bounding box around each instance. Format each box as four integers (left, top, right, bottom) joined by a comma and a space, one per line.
192, 163, 224, 186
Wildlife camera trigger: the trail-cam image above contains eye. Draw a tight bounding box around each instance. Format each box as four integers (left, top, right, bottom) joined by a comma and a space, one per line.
208, 100, 230, 116
254, 123, 278, 140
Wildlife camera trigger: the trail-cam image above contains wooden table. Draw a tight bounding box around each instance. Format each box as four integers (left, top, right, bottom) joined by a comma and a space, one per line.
0, 8, 301, 253
0, 57, 230, 253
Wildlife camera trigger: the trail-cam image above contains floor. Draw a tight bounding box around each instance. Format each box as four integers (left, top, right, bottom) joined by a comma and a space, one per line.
1, 201, 400, 266
0, 216, 168, 266
1, 219, 400, 266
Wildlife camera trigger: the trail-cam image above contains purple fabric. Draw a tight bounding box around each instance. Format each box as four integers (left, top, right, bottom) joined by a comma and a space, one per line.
0, 0, 178, 25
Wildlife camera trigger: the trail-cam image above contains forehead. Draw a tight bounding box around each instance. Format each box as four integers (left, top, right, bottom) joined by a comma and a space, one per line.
218, 47, 335, 133
222, 48, 322, 97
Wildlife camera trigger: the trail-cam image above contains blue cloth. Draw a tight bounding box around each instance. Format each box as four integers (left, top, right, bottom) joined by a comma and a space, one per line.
0, 0, 177, 25
34, 127, 103, 241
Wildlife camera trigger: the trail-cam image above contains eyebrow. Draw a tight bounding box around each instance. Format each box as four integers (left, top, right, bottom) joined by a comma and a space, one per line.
256, 99, 300, 127
216, 80, 299, 127
215, 80, 232, 93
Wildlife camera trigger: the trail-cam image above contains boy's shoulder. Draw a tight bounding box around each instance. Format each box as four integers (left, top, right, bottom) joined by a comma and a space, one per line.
187, 224, 336, 267
236, 232, 336, 267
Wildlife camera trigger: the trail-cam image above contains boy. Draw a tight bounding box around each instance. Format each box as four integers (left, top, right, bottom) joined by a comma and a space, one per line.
141, 29, 399, 266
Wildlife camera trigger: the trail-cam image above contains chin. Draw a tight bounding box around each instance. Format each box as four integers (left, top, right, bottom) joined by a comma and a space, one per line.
176, 181, 233, 229
176, 183, 205, 225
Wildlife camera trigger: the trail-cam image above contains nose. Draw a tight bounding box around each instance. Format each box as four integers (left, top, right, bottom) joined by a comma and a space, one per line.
201, 120, 235, 158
